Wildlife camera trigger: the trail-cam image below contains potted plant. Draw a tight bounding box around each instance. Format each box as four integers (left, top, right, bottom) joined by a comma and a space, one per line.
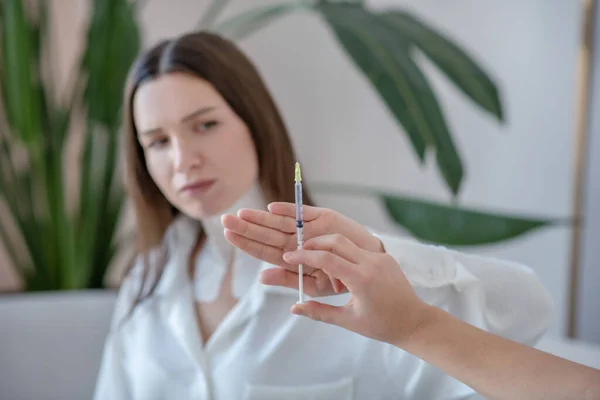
0, 0, 140, 398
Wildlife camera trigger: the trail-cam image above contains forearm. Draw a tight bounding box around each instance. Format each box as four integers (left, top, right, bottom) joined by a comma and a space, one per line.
396, 305, 600, 400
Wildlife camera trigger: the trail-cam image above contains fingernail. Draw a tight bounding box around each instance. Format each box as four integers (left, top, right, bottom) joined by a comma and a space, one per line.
283, 252, 293, 261
291, 305, 304, 316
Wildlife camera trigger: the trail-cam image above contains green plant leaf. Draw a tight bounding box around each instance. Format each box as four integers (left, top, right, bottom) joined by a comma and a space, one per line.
0, 0, 42, 147
0, 139, 23, 273
380, 11, 503, 121
27, 0, 74, 289
311, 182, 559, 246
0, 218, 20, 275
213, 0, 313, 41
0, 1, 63, 287
0, 0, 59, 288
77, 0, 141, 288
317, 3, 463, 194
382, 195, 560, 246
87, 184, 125, 288
82, 0, 141, 131
33, 1, 64, 149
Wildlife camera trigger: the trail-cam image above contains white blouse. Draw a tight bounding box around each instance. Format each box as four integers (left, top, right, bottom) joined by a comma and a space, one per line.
93, 185, 554, 400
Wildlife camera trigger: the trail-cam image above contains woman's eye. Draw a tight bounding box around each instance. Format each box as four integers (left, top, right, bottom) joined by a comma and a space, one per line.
193, 120, 218, 133
148, 137, 169, 148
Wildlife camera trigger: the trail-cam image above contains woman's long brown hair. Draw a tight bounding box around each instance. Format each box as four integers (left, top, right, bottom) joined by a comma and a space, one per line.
122, 31, 315, 310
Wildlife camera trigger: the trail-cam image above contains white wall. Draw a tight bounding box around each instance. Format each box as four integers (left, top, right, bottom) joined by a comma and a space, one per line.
0, 0, 587, 340
577, 2, 600, 344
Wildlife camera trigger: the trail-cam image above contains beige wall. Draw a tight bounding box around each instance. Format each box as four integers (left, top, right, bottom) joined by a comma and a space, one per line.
0, 1, 588, 339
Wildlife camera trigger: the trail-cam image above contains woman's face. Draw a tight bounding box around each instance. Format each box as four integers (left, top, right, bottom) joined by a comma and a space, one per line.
133, 72, 259, 219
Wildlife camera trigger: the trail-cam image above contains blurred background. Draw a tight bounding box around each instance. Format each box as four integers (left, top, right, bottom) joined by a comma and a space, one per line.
1, 0, 599, 398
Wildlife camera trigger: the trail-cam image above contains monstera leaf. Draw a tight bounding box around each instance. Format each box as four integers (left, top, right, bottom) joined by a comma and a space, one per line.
209, 0, 560, 246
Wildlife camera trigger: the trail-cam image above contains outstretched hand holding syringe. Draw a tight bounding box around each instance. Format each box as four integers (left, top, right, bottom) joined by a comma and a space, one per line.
222, 162, 384, 298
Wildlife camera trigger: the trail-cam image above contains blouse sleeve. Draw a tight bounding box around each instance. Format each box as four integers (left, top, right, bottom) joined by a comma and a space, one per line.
372, 230, 554, 399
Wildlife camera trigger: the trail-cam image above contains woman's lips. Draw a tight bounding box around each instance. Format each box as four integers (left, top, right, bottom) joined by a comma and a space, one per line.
180, 179, 217, 196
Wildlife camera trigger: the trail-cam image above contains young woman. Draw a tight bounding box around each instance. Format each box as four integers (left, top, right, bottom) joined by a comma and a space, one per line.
94, 31, 554, 400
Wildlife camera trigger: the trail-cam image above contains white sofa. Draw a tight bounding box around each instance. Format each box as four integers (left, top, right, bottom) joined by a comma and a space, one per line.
1, 291, 599, 400
0, 291, 117, 400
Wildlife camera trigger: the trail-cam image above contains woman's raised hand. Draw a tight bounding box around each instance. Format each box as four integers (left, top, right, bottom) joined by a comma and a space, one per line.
222, 203, 384, 297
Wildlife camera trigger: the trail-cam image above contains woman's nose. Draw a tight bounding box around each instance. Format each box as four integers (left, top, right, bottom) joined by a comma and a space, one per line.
172, 138, 202, 172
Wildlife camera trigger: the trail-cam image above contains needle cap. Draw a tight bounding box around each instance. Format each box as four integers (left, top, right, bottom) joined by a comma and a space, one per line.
295, 162, 302, 182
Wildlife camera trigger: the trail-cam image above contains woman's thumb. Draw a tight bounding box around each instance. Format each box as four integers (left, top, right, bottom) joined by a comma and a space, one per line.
291, 301, 347, 327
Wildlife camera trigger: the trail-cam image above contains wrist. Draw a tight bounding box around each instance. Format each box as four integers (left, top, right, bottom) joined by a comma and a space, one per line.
393, 302, 440, 350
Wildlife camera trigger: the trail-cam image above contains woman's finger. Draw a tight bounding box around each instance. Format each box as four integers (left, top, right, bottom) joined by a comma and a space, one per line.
236, 208, 330, 248
303, 233, 364, 264
267, 203, 332, 242
291, 300, 348, 328
267, 204, 383, 255
303, 235, 363, 292
237, 208, 296, 234
331, 278, 346, 293
267, 202, 322, 221
225, 229, 321, 276
283, 248, 359, 289
224, 229, 291, 268
259, 268, 341, 297
221, 214, 293, 249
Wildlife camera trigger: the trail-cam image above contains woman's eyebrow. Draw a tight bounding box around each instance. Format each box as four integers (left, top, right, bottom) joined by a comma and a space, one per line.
180, 106, 217, 123
139, 106, 218, 136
